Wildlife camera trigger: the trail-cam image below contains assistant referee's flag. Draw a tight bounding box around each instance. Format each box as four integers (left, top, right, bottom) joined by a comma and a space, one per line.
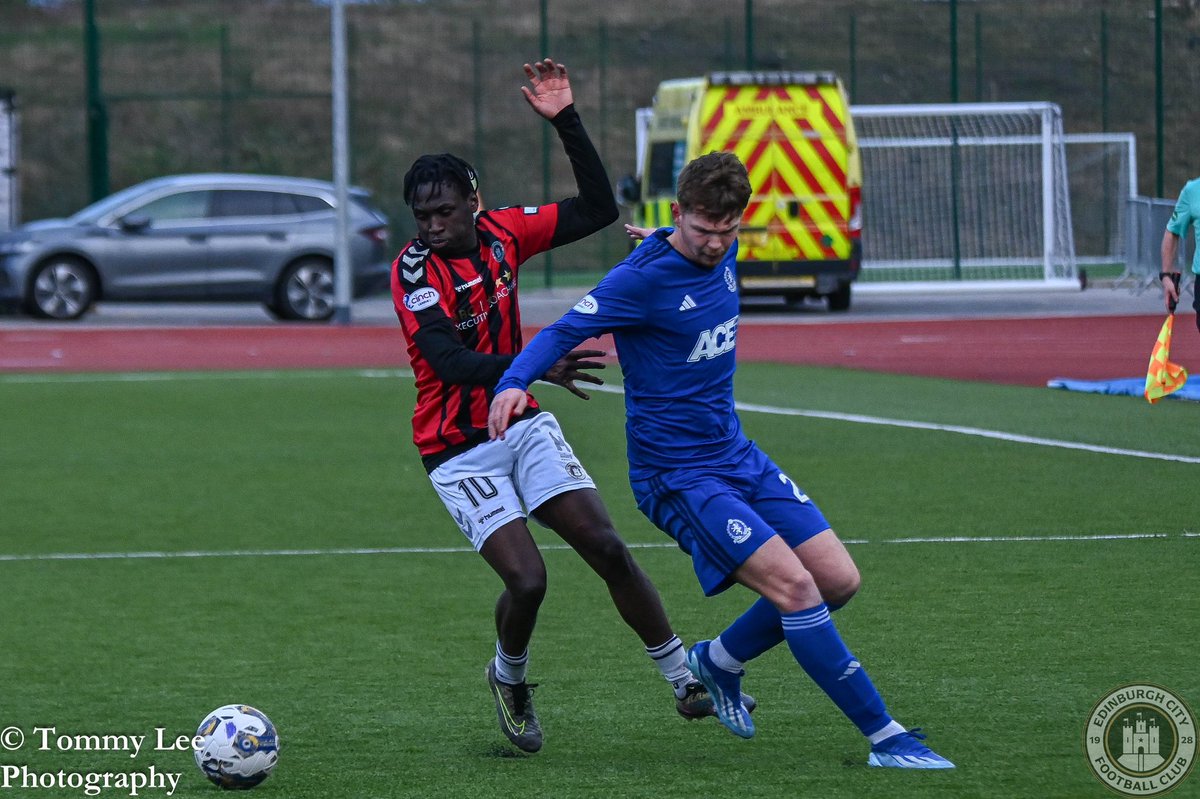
1144, 314, 1188, 403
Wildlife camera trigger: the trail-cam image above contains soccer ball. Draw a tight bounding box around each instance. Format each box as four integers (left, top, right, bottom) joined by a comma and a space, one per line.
193, 704, 279, 789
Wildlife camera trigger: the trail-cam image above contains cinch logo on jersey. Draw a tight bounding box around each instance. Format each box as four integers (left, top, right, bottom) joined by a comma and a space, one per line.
688, 315, 739, 362
573, 294, 599, 315
404, 286, 440, 312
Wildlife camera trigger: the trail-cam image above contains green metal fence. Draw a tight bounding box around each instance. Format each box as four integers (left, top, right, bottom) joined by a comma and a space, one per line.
2, 0, 1198, 286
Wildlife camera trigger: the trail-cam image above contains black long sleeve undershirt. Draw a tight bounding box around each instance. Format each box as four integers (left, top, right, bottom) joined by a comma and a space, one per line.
416, 105, 616, 388
547, 104, 620, 247
412, 317, 515, 387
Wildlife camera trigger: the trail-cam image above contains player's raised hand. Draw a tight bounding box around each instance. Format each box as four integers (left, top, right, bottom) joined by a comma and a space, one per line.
488, 387, 529, 440
521, 58, 573, 119
541, 348, 606, 400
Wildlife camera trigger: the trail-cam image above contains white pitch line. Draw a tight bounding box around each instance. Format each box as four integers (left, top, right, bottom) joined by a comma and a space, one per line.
0, 369, 375, 384
0, 532, 1190, 564
730, 398, 1200, 465
3, 369, 1196, 463
600, 384, 1200, 465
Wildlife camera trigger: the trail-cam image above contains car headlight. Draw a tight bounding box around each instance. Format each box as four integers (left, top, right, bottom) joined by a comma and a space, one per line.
0, 239, 37, 256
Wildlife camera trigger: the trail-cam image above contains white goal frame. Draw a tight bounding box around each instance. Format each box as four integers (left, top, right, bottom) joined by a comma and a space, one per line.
0, 92, 17, 233
852, 101, 1078, 287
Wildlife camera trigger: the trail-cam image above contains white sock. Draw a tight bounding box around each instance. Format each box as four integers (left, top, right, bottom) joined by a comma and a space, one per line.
493, 642, 528, 685
645, 636, 695, 698
868, 720, 907, 745
709, 636, 745, 673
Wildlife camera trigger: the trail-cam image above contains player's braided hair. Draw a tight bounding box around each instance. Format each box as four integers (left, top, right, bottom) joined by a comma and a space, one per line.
676, 151, 751, 219
402, 153, 479, 206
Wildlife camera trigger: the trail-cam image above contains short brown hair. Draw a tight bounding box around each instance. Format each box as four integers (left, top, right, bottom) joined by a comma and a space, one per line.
676, 151, 751, 219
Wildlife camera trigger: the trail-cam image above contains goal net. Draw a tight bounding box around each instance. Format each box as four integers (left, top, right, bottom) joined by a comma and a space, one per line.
852, 102, 1077, 285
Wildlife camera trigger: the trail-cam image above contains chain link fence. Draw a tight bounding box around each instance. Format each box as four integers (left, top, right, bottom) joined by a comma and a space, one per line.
3, 0, 1200, 284
1123, 195, 1196, 301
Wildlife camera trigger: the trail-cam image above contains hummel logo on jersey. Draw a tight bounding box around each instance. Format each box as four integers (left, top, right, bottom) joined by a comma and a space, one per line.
688, 315, 738, 362
678, 294, 697, 311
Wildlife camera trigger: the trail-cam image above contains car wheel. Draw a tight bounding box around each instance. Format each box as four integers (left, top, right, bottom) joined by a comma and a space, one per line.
826, 283, 852, 312
273, 258, 335, 321
24, 257, 98, 320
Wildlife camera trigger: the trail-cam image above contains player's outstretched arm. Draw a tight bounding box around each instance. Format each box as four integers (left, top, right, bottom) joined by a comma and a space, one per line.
521, 58, 573, 120
488, 388, 529, 440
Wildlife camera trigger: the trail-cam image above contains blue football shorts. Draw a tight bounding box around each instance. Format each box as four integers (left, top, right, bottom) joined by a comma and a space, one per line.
631, 443, 831, 596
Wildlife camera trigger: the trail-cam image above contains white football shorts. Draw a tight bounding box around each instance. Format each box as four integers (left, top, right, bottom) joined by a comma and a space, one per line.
428, 412, 596, 551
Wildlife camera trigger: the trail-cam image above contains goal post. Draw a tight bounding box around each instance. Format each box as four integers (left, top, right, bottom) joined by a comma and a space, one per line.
0, 90, 17, 233
851, 102, 1078, 287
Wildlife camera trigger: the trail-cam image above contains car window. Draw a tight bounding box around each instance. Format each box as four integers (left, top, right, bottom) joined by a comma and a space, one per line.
129, 190, 212, 223
210, 190, 280, 218
292, 193, 333, 214
647, 141, 686, 197
208, 190, 333, 218
72, 182, 171, 223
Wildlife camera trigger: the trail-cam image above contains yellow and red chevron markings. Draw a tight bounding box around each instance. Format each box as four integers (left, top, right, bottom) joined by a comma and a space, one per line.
697, 85, 852, 262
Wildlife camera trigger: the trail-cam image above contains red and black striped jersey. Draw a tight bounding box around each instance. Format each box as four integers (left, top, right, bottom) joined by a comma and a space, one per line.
392, 204, 559, 468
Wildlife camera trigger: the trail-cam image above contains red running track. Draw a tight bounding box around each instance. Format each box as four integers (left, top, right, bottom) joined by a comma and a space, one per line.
1, 314, 1196, 387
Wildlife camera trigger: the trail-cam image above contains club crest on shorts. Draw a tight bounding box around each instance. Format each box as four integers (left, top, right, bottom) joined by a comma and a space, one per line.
1084, 683, 1196, 797
726, 518, 751, 544
566, 462, 585, 480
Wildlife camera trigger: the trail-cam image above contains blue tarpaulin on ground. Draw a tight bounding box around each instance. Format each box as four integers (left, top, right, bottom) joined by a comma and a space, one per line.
1047, 376, 1200, 401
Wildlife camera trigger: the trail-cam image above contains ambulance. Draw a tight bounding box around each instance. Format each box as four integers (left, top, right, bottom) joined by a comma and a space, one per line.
622, 71, 862, 311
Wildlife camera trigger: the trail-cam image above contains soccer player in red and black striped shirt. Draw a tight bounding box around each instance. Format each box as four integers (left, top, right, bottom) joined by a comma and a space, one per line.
391, 59, 748, 754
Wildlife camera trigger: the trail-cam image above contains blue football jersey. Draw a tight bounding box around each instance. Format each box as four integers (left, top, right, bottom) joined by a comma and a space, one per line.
495, 228, 752, 477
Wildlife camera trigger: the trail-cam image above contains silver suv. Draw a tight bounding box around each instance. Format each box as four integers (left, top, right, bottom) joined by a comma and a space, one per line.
0, 173, 391, 321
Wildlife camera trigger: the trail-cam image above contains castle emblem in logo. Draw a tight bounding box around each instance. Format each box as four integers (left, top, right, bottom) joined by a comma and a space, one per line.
491, 241, 505, 263
1085, 683, 1195, 797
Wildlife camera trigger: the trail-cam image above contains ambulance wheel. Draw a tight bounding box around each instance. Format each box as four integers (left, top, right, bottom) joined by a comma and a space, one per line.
826, 283, 852, 312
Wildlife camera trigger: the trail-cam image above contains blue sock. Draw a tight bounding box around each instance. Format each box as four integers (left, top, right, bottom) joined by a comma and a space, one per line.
781, 604, 891, 737
720, 597, 784, 663
720, 593, 849, 663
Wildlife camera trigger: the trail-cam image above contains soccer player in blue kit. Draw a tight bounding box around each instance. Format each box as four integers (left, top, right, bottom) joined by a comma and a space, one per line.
487, 151, 954, 769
